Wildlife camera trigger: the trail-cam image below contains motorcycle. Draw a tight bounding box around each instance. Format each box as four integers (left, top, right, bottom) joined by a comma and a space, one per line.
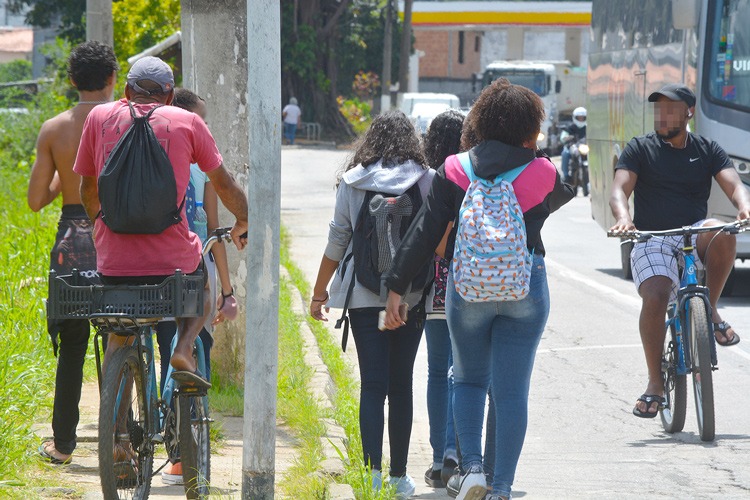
568, 137, 589, 196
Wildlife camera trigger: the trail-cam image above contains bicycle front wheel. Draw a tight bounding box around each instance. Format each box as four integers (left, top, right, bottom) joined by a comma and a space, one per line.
688, 297, 715, 442
179, 388, 211, 498
99, 346, 155, 499
660, 322, 686, 433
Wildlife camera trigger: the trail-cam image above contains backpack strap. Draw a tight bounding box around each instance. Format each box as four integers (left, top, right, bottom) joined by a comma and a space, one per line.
334, 253, 356, 352
444, 154, 471, 190
456, 152, 475, 182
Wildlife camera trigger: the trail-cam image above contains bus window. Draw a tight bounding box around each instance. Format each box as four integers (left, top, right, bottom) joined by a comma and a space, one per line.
706, 0, 750, 110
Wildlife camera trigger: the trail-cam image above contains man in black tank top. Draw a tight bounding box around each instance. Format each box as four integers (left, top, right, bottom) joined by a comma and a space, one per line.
609, 83, 750, 419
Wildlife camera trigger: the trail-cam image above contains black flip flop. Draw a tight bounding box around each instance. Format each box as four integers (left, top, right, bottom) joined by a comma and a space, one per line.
38, 442, 70, 465
171, 369, 211, 389
633, 394, 664, 419
714, 321, 740, 346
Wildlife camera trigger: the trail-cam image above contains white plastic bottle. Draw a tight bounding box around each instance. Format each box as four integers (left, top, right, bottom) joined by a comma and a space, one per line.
194, 201, 208, 242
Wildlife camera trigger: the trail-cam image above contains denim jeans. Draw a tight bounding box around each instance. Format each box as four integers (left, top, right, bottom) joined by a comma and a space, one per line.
561, 145, 571, 182
425, 318, 457, 464
447, 254, 549, 497
349, 307, 423, 477
283, 122, 297, 144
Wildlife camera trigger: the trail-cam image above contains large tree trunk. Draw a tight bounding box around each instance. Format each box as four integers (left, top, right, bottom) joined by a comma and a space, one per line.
282, 0, 355, 140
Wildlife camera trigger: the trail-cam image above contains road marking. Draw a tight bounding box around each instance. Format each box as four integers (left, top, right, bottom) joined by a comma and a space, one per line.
545, 258, 641, 310
537, 344, 642, 354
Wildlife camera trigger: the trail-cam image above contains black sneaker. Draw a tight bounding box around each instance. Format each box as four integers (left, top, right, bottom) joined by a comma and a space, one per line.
446, 469, 460, 498
441, 457, 458, 488
424, 465, 444, 488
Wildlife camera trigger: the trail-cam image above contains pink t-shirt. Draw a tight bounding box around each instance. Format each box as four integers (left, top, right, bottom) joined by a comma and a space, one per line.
73, 99, 223, 276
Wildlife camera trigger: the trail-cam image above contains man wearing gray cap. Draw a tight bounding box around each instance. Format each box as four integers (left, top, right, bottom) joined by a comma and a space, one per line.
74, 56, 248, 387
608, 83, 750, 419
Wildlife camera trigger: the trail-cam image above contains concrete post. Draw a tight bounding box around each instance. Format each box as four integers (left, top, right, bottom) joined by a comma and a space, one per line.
245, 0, 281, 498
565, 28, 582, 66
506, 26, 525, 60
181, 1, 280, 497
86, 0, 113, 46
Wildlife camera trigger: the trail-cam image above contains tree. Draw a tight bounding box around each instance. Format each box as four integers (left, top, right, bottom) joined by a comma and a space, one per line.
7, 0, 85, 44
0, 59, 33, 83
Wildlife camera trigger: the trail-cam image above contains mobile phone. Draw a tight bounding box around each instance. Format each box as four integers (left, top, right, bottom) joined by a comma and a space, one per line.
378, 303, 408, 331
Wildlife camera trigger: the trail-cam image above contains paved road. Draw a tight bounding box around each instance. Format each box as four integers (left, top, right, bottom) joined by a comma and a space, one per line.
281, 145, 750, 499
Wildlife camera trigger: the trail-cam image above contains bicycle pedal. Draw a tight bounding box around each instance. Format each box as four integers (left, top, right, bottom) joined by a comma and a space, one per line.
151, 433, 164, 444
176, 386, 207, 397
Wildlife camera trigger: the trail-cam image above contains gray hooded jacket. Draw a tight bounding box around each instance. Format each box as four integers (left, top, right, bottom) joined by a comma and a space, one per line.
324, 159, 435, 310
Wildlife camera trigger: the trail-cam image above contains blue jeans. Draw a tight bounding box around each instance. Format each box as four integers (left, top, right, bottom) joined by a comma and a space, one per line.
349, 307, 423, 477
561, 145, 571, 182
447, 254, 549, 497
283, 122, 297, 144
425, 318, 457, 464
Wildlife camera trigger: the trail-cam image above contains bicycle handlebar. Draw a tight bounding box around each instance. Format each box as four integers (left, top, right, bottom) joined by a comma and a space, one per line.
607, 219, 750, 243
201, 227, 248, 256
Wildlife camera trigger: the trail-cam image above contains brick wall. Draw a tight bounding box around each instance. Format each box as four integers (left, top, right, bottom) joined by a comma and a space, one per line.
415, 29, 483, 79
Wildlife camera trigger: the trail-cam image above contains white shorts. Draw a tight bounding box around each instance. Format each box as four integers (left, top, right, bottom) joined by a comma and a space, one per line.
631, 222, 704, 302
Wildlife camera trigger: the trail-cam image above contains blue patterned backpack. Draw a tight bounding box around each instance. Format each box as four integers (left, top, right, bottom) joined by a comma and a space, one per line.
452, 152, 533, 302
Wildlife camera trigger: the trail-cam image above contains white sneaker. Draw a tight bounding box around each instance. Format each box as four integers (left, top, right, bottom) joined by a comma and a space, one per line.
371, 469, 383, 491
161, 461, 183, 485
388, 474, 416, 499
456, 464, 488, 500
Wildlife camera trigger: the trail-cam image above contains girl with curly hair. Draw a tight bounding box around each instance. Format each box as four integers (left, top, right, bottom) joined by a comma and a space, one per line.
309, 110, 435, 498
383, 79, 574, 500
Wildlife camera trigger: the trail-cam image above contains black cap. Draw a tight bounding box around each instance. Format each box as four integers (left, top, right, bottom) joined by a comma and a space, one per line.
648, 83, 696, 107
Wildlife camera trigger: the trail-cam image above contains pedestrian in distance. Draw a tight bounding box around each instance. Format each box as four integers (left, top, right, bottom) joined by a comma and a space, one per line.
309, 110, 435, 499
28, 40, 119, 465
608, 83, 750, 418
383, 78, 574, 500
282, 96, 302, 145
156, 87, 239, 485
420, 109, 464, 489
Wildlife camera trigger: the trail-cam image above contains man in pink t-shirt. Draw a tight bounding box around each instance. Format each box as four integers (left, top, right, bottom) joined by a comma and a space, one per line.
74, 56, 248, 387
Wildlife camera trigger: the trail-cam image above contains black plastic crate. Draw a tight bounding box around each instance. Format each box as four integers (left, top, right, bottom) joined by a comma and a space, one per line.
47, 270, 204, 319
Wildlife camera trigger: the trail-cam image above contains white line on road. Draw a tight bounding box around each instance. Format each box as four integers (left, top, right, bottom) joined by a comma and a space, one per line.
537, 344, 642, 354
545, 258, 642, 311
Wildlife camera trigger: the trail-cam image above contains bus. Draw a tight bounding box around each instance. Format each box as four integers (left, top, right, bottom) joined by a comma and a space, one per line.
587, 0, 750, 283
482, 61, 560, 152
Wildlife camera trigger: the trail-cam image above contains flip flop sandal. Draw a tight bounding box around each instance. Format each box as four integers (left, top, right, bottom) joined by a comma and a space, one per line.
38, 442, 71, 465
633, 394, 665, 419
714, 321, 740, 346
171, 369, 211, 388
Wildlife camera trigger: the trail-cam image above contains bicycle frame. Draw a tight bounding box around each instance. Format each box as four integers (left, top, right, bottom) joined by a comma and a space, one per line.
665, 232, 715, 377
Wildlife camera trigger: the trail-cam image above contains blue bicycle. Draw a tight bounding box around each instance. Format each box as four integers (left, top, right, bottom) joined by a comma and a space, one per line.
609, 219, 749, 442
48, 227, 233, 499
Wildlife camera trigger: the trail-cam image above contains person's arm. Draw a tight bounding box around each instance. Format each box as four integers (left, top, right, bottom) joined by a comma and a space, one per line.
205, 165, 248, 250
715, 168, 750, 220
609, 169, 638, 231
309, 255, 339, 321
27, 124, 62, 211
203, 181, 235, 325
80, 175, 100, 223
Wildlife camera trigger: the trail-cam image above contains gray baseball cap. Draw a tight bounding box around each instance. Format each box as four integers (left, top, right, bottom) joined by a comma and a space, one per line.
648, 83, 696, 107
127, 56, 175, 95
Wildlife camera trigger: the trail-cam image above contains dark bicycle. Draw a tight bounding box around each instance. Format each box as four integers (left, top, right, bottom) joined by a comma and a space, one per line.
608, 219, 749, 442
47, 227, 234, 499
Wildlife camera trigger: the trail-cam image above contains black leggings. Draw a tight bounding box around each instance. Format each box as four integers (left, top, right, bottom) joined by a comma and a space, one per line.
349, 307, 423, 477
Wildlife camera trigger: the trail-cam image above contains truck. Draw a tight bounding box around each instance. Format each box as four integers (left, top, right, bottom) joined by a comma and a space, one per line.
480, 60, 587, 153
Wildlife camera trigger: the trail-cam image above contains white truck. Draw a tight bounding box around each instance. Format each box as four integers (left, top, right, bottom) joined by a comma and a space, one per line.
481, 61, 559, 151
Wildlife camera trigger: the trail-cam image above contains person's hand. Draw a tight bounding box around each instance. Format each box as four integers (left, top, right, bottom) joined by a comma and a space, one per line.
737, 206, 750, 222
310, 291, 329, 321
230, 220, 248, 250
213, 288, 237, 325
608, 218, 636, 235
383, 290, 406, 330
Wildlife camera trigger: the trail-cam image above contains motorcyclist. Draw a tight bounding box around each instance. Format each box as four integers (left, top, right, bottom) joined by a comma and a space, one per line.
560, 106, 587, 182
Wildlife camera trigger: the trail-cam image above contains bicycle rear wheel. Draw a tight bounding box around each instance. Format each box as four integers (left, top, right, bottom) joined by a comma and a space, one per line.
660, 322, 686, 433
179, 388, 211, 498
688, 297, 715, 441
99, 346, 155, 499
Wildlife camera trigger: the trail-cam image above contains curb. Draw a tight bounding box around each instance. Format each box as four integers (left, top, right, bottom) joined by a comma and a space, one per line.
283, 268, 355, 500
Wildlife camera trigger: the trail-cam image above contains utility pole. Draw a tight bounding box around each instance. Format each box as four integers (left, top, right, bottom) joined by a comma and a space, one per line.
397, 0, 414, 104
245, 0, 280, 498
380, 0, 393, 113
85, 0, 113, 46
